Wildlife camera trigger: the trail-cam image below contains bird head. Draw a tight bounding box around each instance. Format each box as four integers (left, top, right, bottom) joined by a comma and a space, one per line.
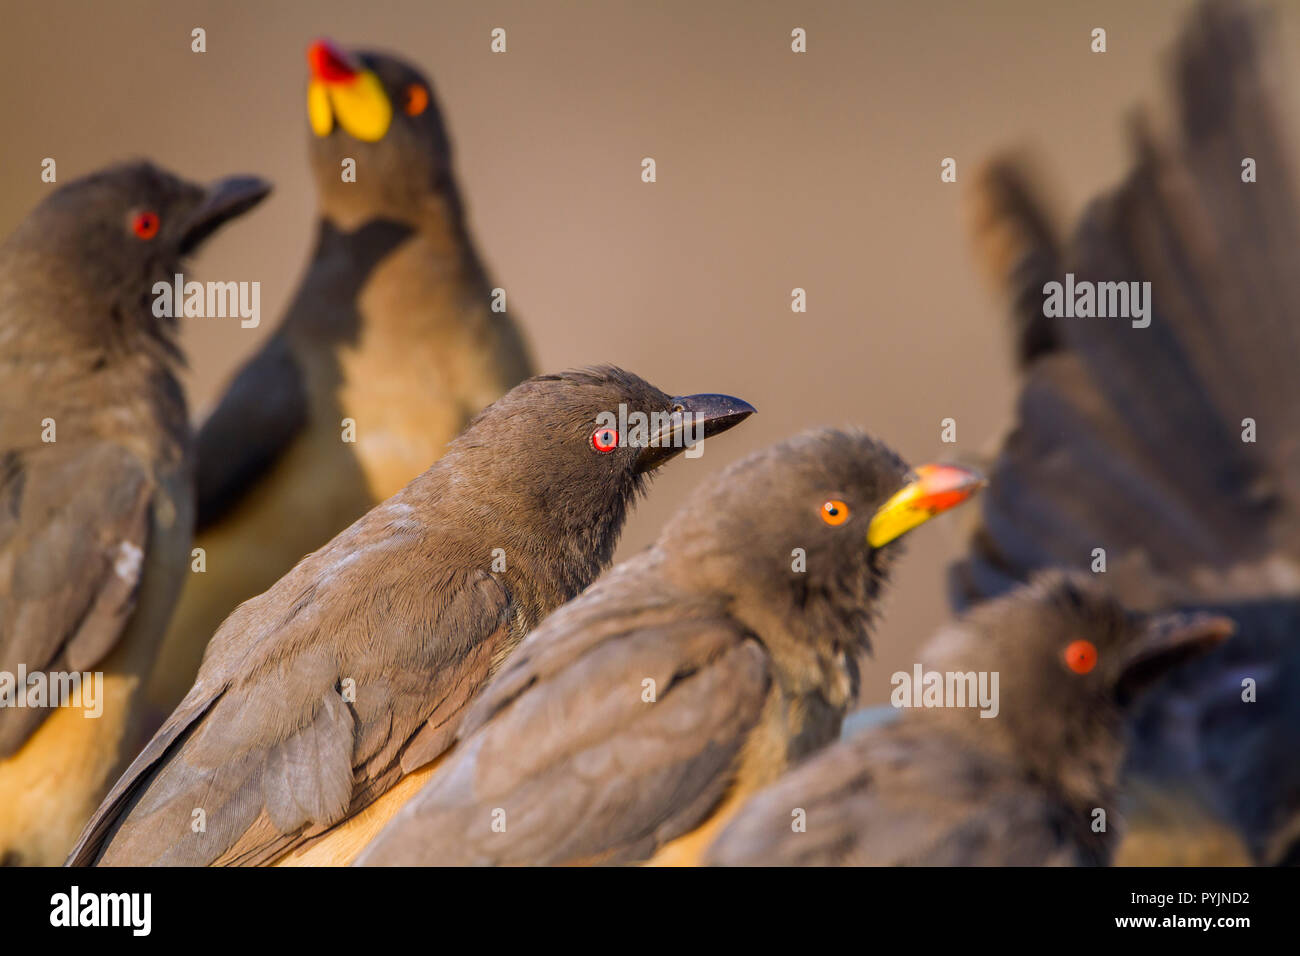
443, 365, 755, 565
305, 39, 456, 226
924, 571, 1234, 803
657, 428, 984, 656
6, 161, 270, 349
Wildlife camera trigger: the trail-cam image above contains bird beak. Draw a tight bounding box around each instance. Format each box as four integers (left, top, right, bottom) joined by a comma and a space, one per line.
634, 393, 757, 473
179, 175, 273, 255
307, 38, 393, 142
866, 464, 985, 548
1114, 611, 1235, 704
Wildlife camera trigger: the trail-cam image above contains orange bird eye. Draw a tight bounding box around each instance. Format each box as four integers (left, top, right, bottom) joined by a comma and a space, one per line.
591, 426, 619, 453
820, 499, 850, 526
132, 211, 160, 240
403, 84, 429, 116
1064, 639, 1098, 674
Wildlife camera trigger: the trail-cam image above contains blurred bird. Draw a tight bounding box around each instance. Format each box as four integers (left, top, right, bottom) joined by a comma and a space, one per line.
68, 367, 753, 866
143, 39, 535, 730
353, 429, 983, 866
0, 162, 269, 865
950, 0, 1300, 865
706, 574, 1233, 866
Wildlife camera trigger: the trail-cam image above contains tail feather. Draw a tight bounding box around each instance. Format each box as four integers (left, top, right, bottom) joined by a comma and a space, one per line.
966, 158, 1065, 368
954, 0, 1300, 610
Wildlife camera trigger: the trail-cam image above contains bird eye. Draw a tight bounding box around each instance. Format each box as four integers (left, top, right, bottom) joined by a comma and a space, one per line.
1064, 639, 1098, 675
131, 211, 160, 240
820, 499, 850, 526
403, 83, 429, 116
591, 426, 619, 453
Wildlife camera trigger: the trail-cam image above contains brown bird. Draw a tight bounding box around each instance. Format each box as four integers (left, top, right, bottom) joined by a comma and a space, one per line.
353, 428, 983, 866
950, 0, 1300, 866
68, 367, 753, 866
705, 573, 1234, 866
0, 162, 269, 865
142, 39, 534, 730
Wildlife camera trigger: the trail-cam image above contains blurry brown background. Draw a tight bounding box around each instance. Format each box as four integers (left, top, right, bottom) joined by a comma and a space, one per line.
3, 0, 1297, 704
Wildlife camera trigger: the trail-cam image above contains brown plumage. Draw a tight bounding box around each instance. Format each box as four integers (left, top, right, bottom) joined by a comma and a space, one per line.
68, 367, 753, 866
353, 428, 982, 866
142, 40, 535, 732
0, 162, 269, 865
705, 573, 1232, 866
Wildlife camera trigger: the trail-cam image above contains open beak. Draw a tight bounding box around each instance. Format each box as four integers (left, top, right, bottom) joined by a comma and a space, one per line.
179, 175, 272, 255
307, 38, 392, 142
1114, 610, 1235, 705
634, 394, 756, 473
866, 463, 985, 548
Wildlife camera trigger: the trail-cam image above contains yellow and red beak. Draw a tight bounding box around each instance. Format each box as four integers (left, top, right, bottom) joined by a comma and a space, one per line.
307, 38, 392, 142
866, 463, 985, 548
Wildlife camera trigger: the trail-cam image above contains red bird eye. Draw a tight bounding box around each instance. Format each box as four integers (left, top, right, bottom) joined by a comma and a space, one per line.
132, 211, 160, 240
1064, 639, 1098, 675
591, 427, 619, 453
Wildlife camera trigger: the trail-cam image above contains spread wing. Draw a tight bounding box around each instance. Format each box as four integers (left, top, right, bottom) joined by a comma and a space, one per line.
707, 722, 1090, 866
0, 441, 155, 755
951, 0, 1300, 612
67, 494, 513, 866
193, 333, 309, 531
355, 559, 773, 866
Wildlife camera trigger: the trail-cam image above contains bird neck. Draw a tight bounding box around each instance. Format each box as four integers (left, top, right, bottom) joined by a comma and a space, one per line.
410, 454, 639, 625
317, 181, 470, 248
294, 200, 500, 351
657, 549, 869, 709
925, 702, 1123, 819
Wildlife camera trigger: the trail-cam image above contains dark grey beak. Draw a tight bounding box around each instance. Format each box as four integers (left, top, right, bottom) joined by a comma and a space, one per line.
1114, 610, 1235, 706
179, 175, 273, 254
634, 393, 756, 473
